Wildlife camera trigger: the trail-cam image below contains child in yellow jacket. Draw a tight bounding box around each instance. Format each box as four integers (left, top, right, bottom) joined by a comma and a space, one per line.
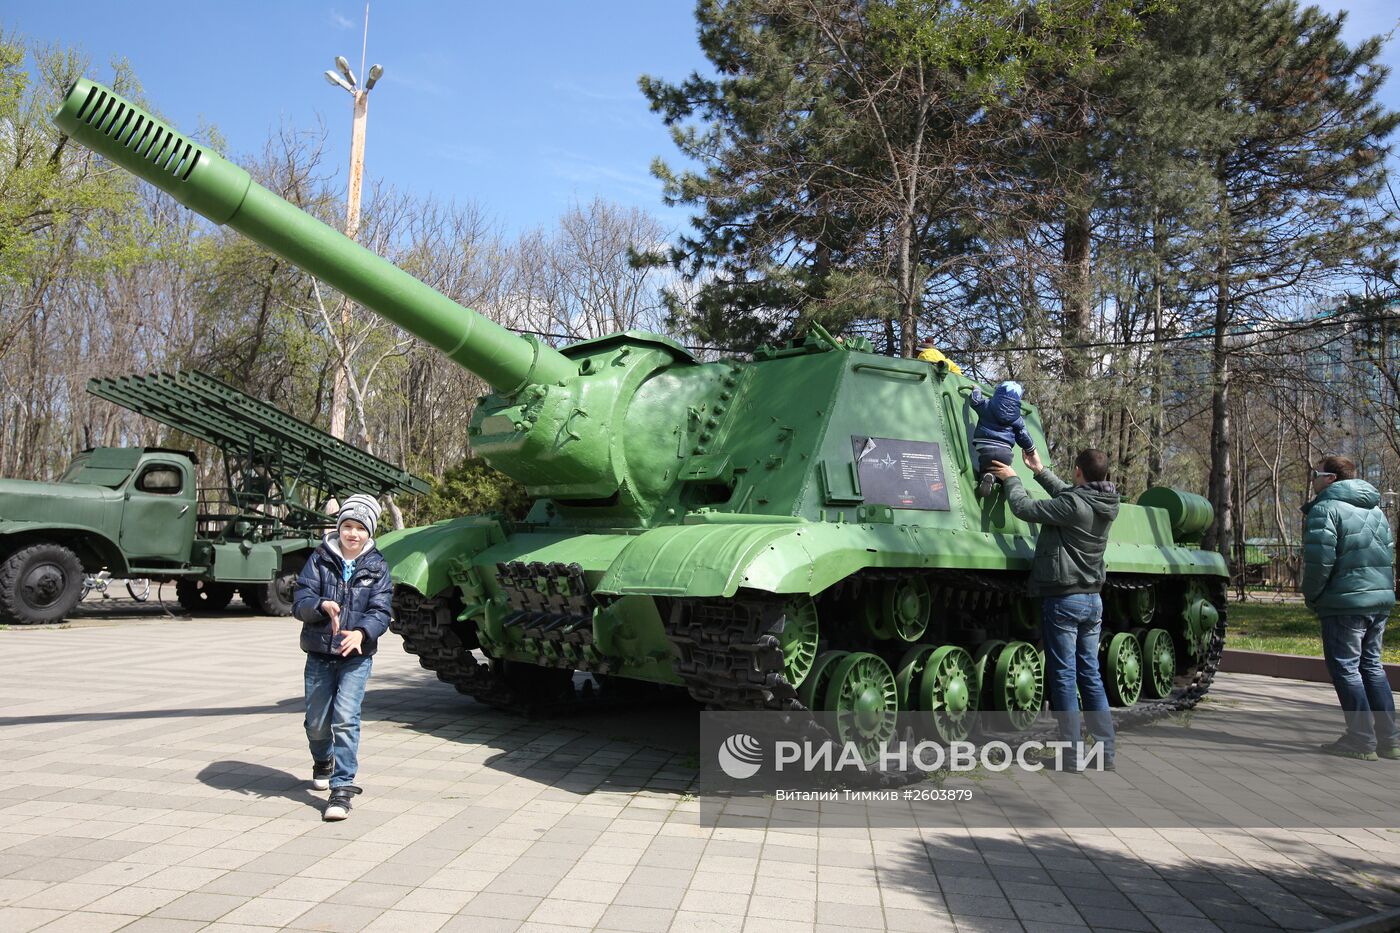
917, 341, 963, 375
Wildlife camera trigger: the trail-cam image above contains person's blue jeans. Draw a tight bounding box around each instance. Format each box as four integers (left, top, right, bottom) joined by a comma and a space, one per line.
1319, 613, 1398, 753
304, 653, 373, 788
1042, 593, 1116, 767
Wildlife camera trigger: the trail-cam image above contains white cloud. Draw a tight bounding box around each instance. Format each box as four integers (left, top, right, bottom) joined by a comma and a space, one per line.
430, 143, 490, 166
540, 148, 659, 200
553, 80, 637, 103
381, 70, 449, 98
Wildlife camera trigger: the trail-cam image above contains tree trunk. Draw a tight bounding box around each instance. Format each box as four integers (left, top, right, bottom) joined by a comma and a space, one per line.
1062, 201, 1092, 450
1232, 399, 1249, 598
895, 213, 919, 358
1204, 213, 1233, 556
1060, 86, 1094, 451
1147, 213, 1165, 488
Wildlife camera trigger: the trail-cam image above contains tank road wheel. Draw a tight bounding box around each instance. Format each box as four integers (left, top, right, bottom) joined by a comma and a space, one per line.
778, 595, 820, 687
919, 646, 979, 743
1115, 587, 1156, 628
1103, 632, 1143, 707
799, 650, 849, 710
990, 640, 1044, 731
824, 652, 898, 761
898, 645, 980, 742
1009, 598, 1041, 637
972, 640, 1007, 706
176, 579, 235, 613
863, 576, 932, 643
895, 646, 934, 711
1141, 628, 1176, 699
1181, 581, 1218, 659
886, 577, 932, 643
0, 543, 84, 625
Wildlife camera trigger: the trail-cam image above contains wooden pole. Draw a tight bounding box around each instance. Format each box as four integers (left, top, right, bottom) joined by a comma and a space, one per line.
329, 88, 370, 440
346, 90, 368, 239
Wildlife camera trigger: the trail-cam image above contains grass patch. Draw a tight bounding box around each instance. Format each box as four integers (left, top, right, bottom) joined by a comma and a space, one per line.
1228, 600, 1400, 664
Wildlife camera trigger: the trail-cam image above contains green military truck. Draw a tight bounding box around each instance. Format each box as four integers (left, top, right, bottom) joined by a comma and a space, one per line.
0, 371, 427, 625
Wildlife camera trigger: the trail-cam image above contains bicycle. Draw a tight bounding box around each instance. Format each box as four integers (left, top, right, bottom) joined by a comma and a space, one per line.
81, 571, 152, 602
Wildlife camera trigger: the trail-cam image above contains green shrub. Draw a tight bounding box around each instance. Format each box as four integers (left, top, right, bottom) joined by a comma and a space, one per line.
404, 457, 529, 526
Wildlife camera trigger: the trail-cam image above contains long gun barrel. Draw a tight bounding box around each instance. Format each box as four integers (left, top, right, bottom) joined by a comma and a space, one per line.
54, 79, 573, 395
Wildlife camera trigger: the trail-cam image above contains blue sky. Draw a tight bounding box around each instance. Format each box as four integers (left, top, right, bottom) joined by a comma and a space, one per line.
2, 1, 711, 236
3, 2, 1397, 239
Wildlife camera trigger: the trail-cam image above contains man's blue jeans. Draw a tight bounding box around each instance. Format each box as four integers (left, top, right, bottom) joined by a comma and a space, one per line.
1042, 593, 1116, 766
304, 653, 373, 788
1319, 613, 1398, 753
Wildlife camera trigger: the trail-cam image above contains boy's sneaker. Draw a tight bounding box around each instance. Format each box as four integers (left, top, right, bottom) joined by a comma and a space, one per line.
1378, 745, 1400, 761
322, 786, 361, 821
976, 473, 995, 499
1318, 739, 1379, 761
311, 760, 333, 791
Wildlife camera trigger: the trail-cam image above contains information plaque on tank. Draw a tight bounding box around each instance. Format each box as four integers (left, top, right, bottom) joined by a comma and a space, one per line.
851, 436, 950, 511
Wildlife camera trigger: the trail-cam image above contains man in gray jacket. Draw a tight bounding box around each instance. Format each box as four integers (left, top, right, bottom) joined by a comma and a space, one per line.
990, 449, 1121, 771
1302, 455, 1397, 760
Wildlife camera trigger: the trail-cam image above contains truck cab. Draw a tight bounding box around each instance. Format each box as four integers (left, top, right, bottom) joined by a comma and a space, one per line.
0, 447, 200, 623
59, 448, 200, 567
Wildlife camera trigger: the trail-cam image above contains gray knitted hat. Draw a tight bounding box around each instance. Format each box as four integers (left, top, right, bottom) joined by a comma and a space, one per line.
337, 493, 382, 538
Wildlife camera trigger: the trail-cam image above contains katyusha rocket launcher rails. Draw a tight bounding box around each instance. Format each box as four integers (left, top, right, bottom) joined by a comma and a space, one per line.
57, 78, 1226, 742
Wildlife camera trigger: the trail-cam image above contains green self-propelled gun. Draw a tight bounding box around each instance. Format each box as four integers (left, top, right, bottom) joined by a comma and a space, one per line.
56, 79, 1226, 742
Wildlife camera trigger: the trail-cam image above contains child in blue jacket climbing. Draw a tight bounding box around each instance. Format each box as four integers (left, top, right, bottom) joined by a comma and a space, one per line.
968, 381, 1036, 498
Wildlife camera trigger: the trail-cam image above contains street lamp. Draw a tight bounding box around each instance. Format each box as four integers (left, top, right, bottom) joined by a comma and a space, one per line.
323, 70, 353, 94
322, 45, 383, 441
322, 54, 384, 242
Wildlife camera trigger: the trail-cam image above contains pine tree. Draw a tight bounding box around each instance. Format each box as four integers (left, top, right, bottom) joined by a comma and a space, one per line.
640, 0, 1145, 355
1175, 0, 1397, 553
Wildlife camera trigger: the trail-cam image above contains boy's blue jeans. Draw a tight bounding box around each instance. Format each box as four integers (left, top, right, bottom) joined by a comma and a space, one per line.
304, 653, 373, 788
1319, 613, 1398, 753
1042, 593, 1116, 766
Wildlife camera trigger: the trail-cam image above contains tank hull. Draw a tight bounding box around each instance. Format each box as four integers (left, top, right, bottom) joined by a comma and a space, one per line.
380, 514, 1226, 720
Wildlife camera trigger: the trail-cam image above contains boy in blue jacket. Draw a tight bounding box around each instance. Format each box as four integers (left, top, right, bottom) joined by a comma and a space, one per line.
292, 493, 393, 821
968, 380, 1036, 498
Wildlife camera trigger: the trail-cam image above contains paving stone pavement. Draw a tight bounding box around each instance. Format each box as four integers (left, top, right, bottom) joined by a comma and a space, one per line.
1, 614, 1398, 933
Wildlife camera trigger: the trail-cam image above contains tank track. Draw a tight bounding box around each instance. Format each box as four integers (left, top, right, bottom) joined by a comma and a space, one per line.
393, 573, 1228, 765
391, 587, 665, 716
663, 573, 1228, 735
392, 587, 520, 708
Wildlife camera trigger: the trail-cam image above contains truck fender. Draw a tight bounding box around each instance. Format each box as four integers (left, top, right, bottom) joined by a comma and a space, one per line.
377, 517, 507, 599
0, 523, 130, 575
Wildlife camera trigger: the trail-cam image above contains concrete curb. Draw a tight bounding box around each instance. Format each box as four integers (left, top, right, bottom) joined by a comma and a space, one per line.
1220, 648, 1400, 690
1315, 906, 1400, 932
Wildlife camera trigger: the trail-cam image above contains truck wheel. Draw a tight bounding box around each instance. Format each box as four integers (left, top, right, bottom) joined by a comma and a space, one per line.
247, 571, 297, 617
176, 579, 235, 612
0, 543, 85, 625
238, 585, 265, 613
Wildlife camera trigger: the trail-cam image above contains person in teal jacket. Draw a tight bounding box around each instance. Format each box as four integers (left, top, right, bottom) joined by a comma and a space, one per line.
1302, 455, 1398, 760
